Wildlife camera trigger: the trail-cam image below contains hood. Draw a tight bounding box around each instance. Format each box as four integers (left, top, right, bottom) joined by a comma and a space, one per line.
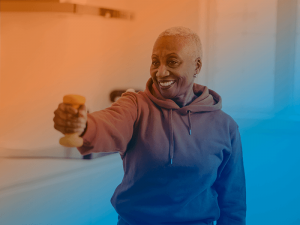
144, 78, 222, 165
144, 78, 222, 114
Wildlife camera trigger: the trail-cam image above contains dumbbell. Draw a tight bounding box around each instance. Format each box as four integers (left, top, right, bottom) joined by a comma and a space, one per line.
59, 94, 86, 147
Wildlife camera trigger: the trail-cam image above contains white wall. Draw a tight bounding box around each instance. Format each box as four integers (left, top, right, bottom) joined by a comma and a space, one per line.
0, 12, 134, 150
205, 0, 277, 114
294, 0, 300, 114
0, 0, 200, 151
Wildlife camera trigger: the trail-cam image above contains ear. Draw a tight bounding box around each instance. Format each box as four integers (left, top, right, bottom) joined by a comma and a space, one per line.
195, 57, 202, 75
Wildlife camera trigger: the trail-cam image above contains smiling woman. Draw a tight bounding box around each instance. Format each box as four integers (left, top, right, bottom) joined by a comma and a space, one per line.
53, 26, 246, 225
150, 27, 202, 107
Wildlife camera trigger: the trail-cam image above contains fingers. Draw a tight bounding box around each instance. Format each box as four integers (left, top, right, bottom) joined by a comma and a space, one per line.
54, 103, 85, 119
78, 104, 87, 119
54, 104, 72, 120
59, 103, 78, 114
54, 124, 85, 134
53, 116, 86, 128
53, 103, 87, 134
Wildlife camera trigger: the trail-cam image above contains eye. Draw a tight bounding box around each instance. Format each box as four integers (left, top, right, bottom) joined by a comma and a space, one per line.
152, 61, 159, 67
168, 60, 179, 66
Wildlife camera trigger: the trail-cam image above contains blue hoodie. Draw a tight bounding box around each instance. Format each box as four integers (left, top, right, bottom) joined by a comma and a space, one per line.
77, 78, 246, 225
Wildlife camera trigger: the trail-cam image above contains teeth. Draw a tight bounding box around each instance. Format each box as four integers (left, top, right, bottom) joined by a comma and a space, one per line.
160, 81, 175, 87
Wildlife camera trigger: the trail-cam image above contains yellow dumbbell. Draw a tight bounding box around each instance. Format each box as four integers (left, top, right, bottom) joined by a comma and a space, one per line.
59, 94, 86, 147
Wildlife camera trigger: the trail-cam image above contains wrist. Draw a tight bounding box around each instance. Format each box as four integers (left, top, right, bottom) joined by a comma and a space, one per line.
79, 122, 88, 137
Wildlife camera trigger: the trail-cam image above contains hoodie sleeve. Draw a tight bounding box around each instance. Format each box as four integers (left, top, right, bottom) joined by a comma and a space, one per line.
77, 92, 138, 156
214, 126, 246, 225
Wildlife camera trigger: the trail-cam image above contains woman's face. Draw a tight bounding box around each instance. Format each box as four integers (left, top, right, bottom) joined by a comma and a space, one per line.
150, 36, 200, 100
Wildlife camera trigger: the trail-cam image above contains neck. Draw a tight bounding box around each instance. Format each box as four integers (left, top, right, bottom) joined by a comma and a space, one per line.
172, 86, 197, 107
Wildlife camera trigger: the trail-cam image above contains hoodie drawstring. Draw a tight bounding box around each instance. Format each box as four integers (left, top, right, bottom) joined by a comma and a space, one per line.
188, 110, 192, 135
169, 110, 193, 165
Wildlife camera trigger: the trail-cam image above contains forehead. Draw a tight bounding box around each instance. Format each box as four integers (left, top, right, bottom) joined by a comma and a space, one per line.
152, 36, 193, 57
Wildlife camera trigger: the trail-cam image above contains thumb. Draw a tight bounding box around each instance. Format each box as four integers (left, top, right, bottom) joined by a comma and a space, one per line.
78, 104, 87, 117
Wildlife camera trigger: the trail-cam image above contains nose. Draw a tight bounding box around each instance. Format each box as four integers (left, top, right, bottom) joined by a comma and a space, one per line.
156, 64, 170, 78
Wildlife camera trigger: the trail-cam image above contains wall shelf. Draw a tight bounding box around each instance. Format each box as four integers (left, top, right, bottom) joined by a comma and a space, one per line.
0, 0, 134, 20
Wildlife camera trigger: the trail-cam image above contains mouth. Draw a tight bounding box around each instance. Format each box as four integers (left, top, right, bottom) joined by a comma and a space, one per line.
158, 80, 176, 89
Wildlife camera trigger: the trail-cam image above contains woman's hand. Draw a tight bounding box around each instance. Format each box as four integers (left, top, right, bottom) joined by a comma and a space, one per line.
53, 103, 87, 136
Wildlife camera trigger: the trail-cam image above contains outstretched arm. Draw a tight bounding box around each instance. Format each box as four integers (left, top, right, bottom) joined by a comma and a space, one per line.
77, 92, 138, 156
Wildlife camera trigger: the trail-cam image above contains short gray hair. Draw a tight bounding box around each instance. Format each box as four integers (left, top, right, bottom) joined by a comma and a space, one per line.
157, 26, 203, 61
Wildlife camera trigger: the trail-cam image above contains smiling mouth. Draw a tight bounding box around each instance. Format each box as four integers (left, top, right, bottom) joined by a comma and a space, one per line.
158, 80, 175, 89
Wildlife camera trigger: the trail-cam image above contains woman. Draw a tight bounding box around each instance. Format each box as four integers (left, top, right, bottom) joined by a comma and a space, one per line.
53, 27, 246, 225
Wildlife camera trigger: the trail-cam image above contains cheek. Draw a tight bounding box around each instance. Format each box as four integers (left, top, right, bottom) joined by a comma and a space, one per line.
181, 70, 193, 84
150, 68, 156, 78
176, 74, 187, 85
176, 75, 191, 92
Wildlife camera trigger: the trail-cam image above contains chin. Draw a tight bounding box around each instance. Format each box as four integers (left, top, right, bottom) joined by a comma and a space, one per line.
160, 90, 176, 100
